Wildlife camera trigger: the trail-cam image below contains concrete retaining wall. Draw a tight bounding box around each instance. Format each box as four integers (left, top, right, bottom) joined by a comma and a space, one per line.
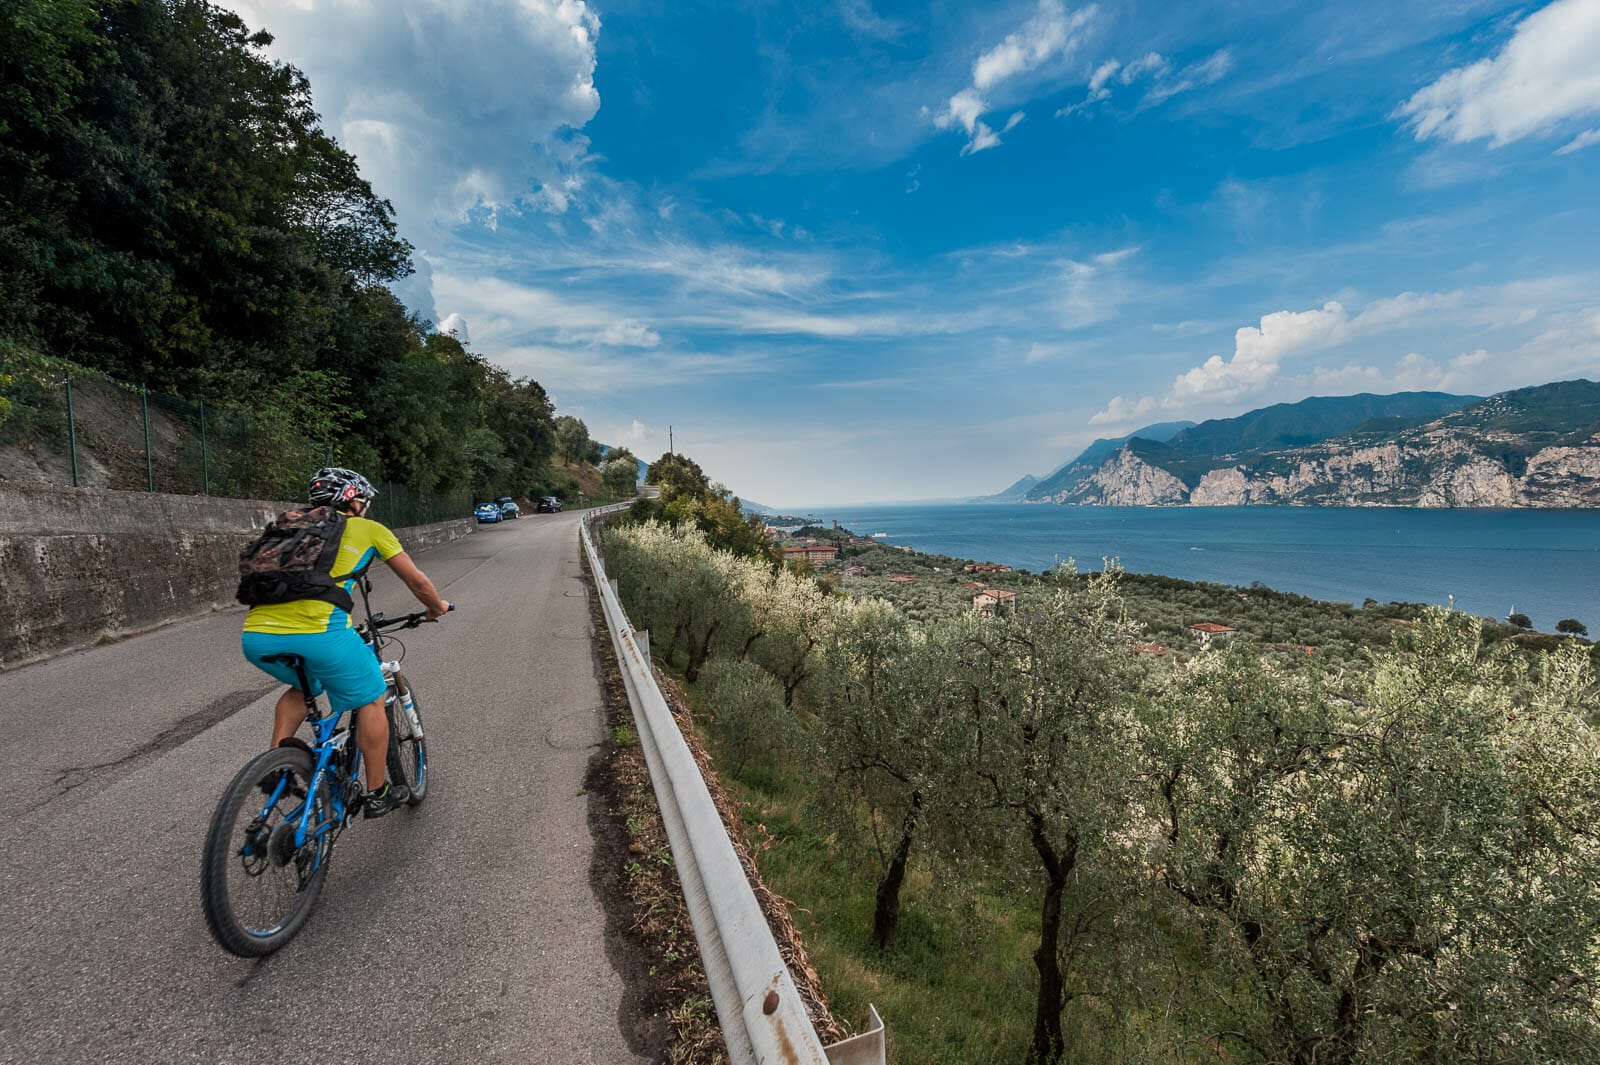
0, 482, 473, 671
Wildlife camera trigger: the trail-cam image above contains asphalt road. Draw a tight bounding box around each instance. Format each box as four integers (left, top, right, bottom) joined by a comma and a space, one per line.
0, 512, 654, 1064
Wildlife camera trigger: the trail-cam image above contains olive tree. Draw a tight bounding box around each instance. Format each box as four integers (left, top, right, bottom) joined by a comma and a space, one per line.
699, 656, 797, 779
951, 570, 1148, 1065
602, 520, 755, 681
743, 565, 841, 707
815, 597, 961, 950
1148, 609, 1600, 1063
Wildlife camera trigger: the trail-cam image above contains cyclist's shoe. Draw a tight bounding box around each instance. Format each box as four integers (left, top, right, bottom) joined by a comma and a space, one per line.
362, 781, 411, 819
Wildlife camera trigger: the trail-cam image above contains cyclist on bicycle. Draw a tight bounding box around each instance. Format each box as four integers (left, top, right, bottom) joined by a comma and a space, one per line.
240, 468, 450, 818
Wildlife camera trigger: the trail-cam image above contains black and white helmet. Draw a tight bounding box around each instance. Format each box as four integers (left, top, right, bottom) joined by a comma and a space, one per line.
308, 467, 378, 510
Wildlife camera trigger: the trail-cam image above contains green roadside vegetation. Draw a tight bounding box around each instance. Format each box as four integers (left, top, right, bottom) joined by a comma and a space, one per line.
603, 454, 1600, 1065
0, 1, 606, 504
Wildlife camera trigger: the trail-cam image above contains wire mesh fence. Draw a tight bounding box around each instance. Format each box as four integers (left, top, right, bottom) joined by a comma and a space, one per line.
1, 352, 467, 524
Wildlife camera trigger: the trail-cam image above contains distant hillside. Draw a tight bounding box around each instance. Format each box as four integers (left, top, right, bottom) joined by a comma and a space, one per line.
971, 473, 1039, 503
1051, 381, 1600, 507
1021, 421, 1193, 502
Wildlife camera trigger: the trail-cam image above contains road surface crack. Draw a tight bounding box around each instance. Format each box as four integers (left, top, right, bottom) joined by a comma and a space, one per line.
30, 684, 274, 814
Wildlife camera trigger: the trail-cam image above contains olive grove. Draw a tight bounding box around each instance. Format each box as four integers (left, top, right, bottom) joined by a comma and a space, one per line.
599, 517, 1600, 1065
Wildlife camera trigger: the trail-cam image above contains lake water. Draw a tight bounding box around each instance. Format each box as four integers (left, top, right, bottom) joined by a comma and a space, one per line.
804, 504, 1600, 633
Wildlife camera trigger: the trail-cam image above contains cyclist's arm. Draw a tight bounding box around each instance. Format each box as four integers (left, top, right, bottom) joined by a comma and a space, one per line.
385, 551, 450, 619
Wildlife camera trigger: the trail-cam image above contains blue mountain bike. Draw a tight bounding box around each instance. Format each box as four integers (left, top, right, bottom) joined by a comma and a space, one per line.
200, 574, 443, 957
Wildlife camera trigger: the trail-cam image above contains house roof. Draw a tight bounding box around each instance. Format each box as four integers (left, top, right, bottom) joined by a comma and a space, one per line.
1187, 622, 1236, 633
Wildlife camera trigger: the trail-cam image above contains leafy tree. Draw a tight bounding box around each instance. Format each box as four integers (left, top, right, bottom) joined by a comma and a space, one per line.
1508, 612, 1533, 629
554, 415, 591, 465
1557, 617, 1588, 637
601, 451, 638, 497
645, 451, 711, 502
479, 368, 556, 495
663, 491, 773, 561
744, 565, 840, 707
0, 1, 565, 505
1148, 611, 1600, 1063
603, 521, 754, 682
950, 571, 1146, 1065
700, 657, 797, 778
817, 598, 955, 950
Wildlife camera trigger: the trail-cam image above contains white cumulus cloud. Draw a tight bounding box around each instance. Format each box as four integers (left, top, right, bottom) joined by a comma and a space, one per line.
1170, 301, 1351, 403
935, 0, 1096, 154
219, 0, 603, 225
1090, 288, 1483, 424
1397, 0, 1600, 147
437, 312, 470, 342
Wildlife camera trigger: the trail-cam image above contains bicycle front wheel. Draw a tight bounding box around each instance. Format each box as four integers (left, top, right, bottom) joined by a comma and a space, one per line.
386, 672, 428, 804
200, 746, 333, 957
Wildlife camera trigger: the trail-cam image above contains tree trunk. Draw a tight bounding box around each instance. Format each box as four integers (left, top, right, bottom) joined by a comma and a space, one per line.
1025, 815, 1076, 1065
782, 668, 805, 708
685, 619, 720, 682
872, 791, 922, 951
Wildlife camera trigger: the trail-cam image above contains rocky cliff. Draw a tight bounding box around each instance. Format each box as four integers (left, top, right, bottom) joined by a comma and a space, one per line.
1041, 381, 1600, 507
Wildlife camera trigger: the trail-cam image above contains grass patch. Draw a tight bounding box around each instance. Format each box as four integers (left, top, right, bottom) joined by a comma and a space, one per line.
672, 667, 1041, 1064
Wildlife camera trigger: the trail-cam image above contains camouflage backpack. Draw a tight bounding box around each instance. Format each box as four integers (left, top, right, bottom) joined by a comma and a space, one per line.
236, 506, 355, 612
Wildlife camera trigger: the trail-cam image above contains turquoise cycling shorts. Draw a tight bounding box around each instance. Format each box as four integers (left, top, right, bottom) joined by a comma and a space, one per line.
241, 627, 387, 714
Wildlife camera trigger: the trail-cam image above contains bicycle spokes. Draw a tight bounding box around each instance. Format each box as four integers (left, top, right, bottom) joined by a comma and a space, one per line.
214, 757, 329, 942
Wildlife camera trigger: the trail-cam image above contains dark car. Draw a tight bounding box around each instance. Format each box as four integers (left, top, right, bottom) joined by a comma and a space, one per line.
496, 496, 520, 519
535, 496, 562, 513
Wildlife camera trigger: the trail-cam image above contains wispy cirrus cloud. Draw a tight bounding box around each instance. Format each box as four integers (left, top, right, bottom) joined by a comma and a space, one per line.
934, 0, 1098, 154
1555, 128, 1600, 156
1396, 0, 1600, 148
838, 0, 905, 42
1058, 46, 1234, 116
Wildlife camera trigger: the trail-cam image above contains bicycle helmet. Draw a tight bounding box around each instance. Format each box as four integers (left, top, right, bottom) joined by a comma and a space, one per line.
308, 467, 378, 509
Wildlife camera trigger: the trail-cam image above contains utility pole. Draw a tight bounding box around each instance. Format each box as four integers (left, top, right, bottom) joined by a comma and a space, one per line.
669, 425, 674, 455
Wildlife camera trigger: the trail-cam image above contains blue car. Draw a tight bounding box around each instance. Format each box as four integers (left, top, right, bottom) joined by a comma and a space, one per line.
474, 501, 503, 524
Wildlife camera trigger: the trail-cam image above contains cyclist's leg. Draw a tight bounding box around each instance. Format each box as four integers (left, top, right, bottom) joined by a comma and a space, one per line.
353, 696, 390, 790
309, 627, 391, 790
270, 687, 311, 746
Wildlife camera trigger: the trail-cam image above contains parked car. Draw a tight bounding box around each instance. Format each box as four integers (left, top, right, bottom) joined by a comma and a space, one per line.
535, 495, 562, 513
473, 501, 503, 523
496, 496, 520, 519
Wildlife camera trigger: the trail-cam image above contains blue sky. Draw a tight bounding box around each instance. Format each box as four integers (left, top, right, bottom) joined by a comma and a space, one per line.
224, 0, 1600, 506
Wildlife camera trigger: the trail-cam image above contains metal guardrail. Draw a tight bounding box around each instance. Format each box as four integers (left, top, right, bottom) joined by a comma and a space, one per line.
580, 505, 886, 1065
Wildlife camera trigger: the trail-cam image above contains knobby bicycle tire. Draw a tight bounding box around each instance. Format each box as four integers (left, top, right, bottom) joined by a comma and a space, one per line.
200, 746, 333, 957
386, 671, 428, 804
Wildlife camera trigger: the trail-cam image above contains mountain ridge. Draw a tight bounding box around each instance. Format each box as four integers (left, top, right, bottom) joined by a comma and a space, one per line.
1040, 380, 1600, 507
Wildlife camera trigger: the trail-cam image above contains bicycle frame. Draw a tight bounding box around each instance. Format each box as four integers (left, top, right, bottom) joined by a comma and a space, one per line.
253, 566, 428, 859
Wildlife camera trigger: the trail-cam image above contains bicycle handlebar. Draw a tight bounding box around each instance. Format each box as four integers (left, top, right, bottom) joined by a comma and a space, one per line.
369, 602, 454, 632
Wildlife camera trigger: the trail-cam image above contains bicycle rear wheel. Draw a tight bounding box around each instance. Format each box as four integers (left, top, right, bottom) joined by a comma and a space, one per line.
386, 672, 428, 804
200, 746, 333, 957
